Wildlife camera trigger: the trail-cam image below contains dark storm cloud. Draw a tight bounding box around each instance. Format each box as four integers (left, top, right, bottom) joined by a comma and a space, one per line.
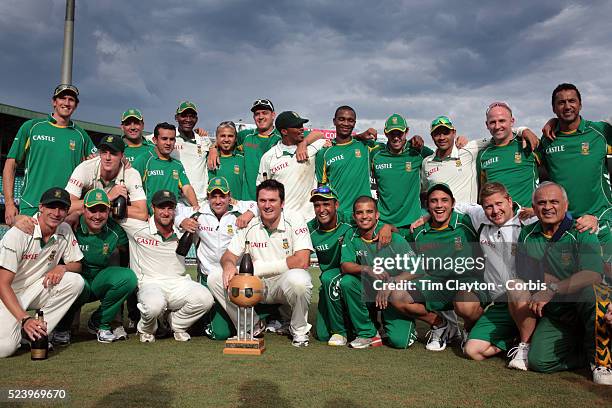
0, 0, 610, 139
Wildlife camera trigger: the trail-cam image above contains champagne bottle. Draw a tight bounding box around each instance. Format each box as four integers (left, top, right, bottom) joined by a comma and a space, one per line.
176, 213, 199, 256
239, 243, 254, 275
30, 310, 48, 361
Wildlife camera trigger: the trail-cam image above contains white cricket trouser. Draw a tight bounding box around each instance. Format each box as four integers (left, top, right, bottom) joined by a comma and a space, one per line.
208, 268, 313, 337
136, 277, 214, 335
0, 273, 84, 358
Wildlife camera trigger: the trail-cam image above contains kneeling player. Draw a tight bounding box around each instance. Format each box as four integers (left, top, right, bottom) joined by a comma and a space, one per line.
340, 196, 417, 349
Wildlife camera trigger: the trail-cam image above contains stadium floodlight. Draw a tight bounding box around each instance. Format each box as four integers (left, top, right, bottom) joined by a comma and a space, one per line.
60, 0, 75, 85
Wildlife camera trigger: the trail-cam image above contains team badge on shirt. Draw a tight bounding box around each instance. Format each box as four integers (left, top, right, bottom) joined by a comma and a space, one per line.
102, 243, 110, 255
172, 170, 179, 180
514, 152, 522, 163
560, 249, 572, 266
282, 238, 289, 250
454, 237, 463, 251
355, 149, 362, 158
48, 250, 57, 262
227, 224, 234, 235
581, 142, 590, 155
69, 140, 76, 151
405, 162, 412, 172
234, 165, 240, 175
455, 159, 462, 167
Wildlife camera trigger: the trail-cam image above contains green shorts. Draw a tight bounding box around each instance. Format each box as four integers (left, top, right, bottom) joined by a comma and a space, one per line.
468, 302, 518, 351
410, 275, 488, 312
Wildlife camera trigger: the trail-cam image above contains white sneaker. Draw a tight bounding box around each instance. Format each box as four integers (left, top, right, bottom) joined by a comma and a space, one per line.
425, 319, 455, 351
592, 366, 612, 385
112, 325, 128, 341
139, 332, 155, 343
292, 334, 309, 348
265, 319, 282, 333
507, 342, 530, 371
349, 333, 383, 349
327, 334, 347, 347
173, 332, 191, 342
97, 329, 117, 344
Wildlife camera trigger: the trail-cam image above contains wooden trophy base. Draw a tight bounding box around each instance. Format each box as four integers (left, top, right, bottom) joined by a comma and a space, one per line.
223, 338, 266, 355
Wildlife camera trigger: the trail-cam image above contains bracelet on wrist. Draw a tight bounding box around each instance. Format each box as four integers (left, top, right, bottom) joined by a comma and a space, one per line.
21, 316, 32, 326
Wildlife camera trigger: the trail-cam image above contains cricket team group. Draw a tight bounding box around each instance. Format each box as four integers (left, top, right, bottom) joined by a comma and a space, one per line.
1, 82, 612, 385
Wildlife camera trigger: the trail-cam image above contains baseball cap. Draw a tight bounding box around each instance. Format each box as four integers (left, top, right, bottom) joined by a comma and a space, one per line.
83, 189, 111, 208
98, 135, 125, 153
430, 115, 455, 134
176, 101, 198, 114
250, 99, 274, 113
310, 185, 338, 202
40, 187, 71, 207
121, 108, 143, 122
53, 84, 79, 102
151, 190, 178, 207
384, 113, 408, 133
275, 111, 309, 130
426, 183, 454, 200
207, 177, 230, 194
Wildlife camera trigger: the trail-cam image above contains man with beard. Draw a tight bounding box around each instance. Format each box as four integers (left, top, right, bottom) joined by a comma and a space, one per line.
207, 121, 245, 200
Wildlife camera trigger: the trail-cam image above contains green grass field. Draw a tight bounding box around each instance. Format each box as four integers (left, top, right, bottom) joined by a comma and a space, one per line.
1, 267, 610, 408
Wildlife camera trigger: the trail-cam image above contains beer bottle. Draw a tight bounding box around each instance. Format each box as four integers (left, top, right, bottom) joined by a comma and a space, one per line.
176, 213, 200, 257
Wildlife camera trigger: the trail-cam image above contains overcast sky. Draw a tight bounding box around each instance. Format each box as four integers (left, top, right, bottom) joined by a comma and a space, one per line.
1, 0, 611, 140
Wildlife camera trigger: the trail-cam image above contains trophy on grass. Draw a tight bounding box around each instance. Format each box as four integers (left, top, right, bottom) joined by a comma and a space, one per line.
223, 245, 266, 355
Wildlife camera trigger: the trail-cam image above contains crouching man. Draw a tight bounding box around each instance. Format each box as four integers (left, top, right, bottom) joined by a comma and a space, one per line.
119, 190, 214, 342
0, 188, 84, 357
208, 180, 314, 347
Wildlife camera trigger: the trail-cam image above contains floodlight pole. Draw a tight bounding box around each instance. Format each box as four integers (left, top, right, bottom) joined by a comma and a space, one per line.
60, 0, 75, 85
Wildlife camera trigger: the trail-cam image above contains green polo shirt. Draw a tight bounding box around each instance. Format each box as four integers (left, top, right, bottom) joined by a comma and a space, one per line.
477, 136, 540, 207
340, 224, 415, 275
123, 137, 156, 163
402, 211, 479, 279
316, 139, 383, 218
132, 151, 191, 208
517, 220, 603, 280
75, 216, 128, 281
208, 151, 245, 200
308, 216, 353, 273
539, 118, 612, 221
371, 144, 434, 227
7, 115, 96, 215
237, 128, 282, 200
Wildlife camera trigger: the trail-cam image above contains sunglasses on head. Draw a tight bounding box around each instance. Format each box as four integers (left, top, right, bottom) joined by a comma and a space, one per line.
311, 186, 333, 196
251, 99, 274, 111
486, 101, 512, 116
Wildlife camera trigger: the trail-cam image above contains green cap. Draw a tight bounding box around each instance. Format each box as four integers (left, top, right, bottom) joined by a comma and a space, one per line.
121, 108, 143, 122
275, 111, 309, 130
309, 185, 338, 202
176, 101, 198, 114
40, 187, 71, 207
426, 182, 454, 200
151, 190, 177, 207
83, 189, 111, 208
98, 134, 125, 153
207, 177, 230, 194
384, 113, 408, 133
53, 84, 79, 101
430, 115, 455, 134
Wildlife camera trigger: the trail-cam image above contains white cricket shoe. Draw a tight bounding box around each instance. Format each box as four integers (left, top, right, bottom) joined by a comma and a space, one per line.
425, 319, 455, 351
112, 325, 128, 341
139, 332, 155, 343
173, 332, 191, 342
97, 329, 117, 344
592, 365, 612, 385
327, 334, 347, 347
507, 342, 530, 371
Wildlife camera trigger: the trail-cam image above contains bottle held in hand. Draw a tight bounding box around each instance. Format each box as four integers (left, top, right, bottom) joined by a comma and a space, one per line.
30, 310, 48, 361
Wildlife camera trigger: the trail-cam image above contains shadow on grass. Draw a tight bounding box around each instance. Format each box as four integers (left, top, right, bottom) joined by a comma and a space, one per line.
559, 370, 612, 401
91, 373, 174, 407
323, 398, 364, 408
237, 380, 292, 408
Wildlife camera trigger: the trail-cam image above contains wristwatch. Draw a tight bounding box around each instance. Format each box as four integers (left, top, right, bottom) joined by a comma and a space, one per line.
548, 282, 559, 294
21, 315, 32, 326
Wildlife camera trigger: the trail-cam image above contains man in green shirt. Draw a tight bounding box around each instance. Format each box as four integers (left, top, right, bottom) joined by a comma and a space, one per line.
133, 122, 199, 212
308, 186, 353, 346
539, 83, 612, 271
372, 113, 434, 228
120, 108, 155, 163
397, 184, 486, 352
340, 196, 417, 349
511, 182, 610, 385
52, 189, 137, 345
3, 84, 96, 223
208, 121, 245, 200
477, 102, 540, 207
